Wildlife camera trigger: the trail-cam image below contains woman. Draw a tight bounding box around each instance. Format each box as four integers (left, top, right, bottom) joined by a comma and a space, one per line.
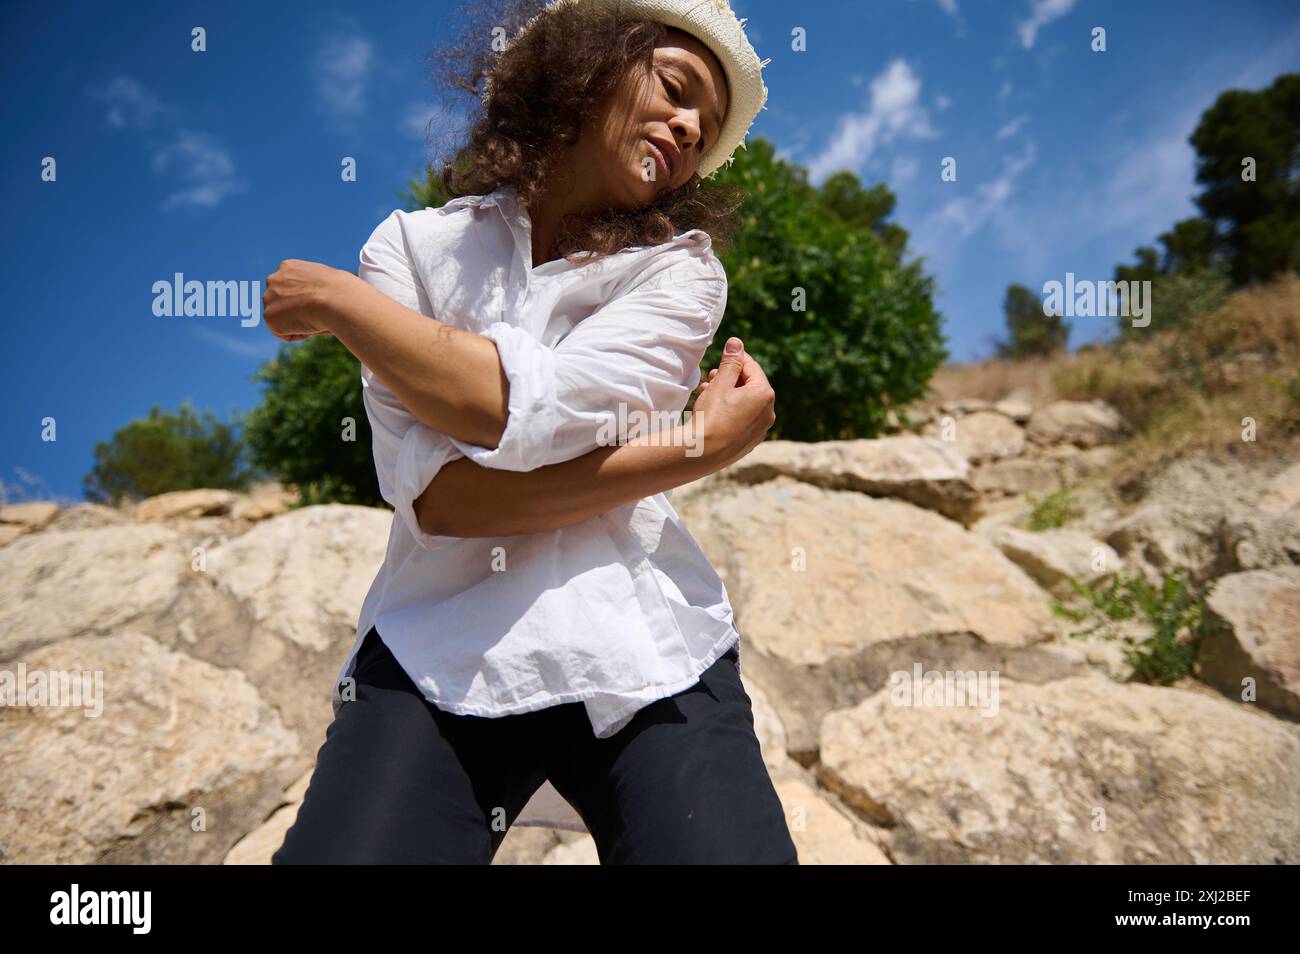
263, 0, 794, 864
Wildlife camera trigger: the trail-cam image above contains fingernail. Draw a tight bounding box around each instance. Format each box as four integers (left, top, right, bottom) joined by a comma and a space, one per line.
724, 337, 741, 354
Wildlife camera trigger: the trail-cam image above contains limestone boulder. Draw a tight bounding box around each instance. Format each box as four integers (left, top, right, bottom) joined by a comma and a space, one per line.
677, 477, 1075, 756
991, 527, 1123, 598
0, 501, 60, 530
972, 457, 1062, 496
1200, 567, 1300, 720
817, 674, 1300, 864
712, 435, 979, 524
0, 631, 300, 864
0, 525, 189, 655
1026, 400, 1130, 447
924, 410, 1026, 462
133, 489, 238, 522
45, 502, 130, 532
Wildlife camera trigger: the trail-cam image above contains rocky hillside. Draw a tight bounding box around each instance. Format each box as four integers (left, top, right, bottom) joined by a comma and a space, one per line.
1, 396, 1297, 864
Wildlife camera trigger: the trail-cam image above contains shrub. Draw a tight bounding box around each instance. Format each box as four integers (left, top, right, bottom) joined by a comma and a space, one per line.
239, 337, 383, 507
83, 400, 256, 505
1050, 570, 1225, 685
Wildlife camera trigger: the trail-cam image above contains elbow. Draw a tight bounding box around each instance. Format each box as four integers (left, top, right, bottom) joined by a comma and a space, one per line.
414, 485, 455, 538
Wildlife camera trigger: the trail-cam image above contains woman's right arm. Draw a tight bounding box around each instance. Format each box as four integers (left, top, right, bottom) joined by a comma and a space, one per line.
415, 346, 774, 537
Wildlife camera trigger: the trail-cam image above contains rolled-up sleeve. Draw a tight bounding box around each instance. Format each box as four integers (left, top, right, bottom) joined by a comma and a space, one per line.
446, 249, 728, 471
357, 210, 465, 549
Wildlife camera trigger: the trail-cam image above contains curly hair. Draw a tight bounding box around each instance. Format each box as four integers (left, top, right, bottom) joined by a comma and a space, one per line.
421, 0, 749, 267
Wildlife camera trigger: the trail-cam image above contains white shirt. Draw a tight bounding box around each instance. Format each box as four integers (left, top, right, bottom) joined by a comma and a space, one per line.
334, 183, 743, 739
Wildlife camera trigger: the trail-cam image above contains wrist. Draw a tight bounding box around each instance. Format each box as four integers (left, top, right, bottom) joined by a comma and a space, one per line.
319, 270, 371, 335
674, 417, 728, 479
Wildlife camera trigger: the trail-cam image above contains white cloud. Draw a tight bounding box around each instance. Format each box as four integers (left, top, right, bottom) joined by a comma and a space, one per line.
891, 155, 920, 186
1230, 17, 1300, 89
151, 130, 248, 210
919, 141, 1038, 245
995, 114, 1030, 140
998, 79, 1013, 101
1016, 0, 1077, 50
314, 34, 374, 121
89, 76, 171, 129
935, 94, 952, 112
804, 59, 939, 184
937, 0, 959, 18
191, 326, 282, 360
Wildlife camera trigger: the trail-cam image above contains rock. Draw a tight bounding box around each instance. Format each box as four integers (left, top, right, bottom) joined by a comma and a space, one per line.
817, 674, 1300, 863
939, 399, 994, 415
970, 498, 1035, 537
924, 411, 1026, 463
1104, 503, 1218, 586
0, 525, 29, 548
746, 677, 791, 773
1105, 493, 1300, 586
774, 775, 892, 864
223, 769, 313, 864
0, 501, 60, 529
0, 631, 300, 863
231, 483, 299, 522
1200, 567, 1300, 720
133, 489, 239, 522
1215, 509, 1300, 576
677, 478, 1069, 756
972, 457, 1062, 496
1258, 461, 1300, 518
993, 396, 1034, 422
0, 525, 189, 655
991, 527, 1123, 598
204, 504, 390, 654
1058, 445, 1121, 483
1026, 400, 1130, 447
44, 503, 130, 532
541, 835, 601, 865
493, 826, 570, 865
714, 436, 980, 525
514, 781, 587, 833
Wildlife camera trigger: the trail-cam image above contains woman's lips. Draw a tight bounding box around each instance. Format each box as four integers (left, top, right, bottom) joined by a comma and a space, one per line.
646, 139, 672, 182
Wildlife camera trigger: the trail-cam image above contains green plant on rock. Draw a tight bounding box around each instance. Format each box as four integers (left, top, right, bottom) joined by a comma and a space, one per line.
1026, 488, 1083, 530
1049, 569, 1225, 685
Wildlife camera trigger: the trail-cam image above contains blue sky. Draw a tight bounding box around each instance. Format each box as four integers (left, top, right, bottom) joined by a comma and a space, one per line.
3, 0, 1298, 504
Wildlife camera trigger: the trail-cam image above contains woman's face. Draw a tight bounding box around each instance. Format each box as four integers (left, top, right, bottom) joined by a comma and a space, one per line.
555, 29, 730, 211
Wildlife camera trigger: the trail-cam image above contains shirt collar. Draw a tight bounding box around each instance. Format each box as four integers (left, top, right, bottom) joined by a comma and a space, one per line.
445, 183, 712, 255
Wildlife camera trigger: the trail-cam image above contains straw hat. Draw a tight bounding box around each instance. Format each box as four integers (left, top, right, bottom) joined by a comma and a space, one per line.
484, 0, 770, 179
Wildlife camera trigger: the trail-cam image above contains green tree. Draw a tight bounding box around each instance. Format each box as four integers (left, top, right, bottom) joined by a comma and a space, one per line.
83, 400, 255, 504
239, 337, 383, 507
995, 283, 1070, 359
1190, 72, 1300, 285
699, 139, 947, 440
818, 172, 909, 262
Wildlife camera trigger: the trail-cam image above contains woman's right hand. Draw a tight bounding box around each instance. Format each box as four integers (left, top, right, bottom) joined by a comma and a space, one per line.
689, 337, 776, 470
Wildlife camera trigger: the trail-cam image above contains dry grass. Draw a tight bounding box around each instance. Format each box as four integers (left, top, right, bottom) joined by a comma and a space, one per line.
925, 274, 1300, 476
928, 354, 1067, 405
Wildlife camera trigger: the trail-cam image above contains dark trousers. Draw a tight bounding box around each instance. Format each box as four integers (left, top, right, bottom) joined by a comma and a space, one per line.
272, 626, 799, 864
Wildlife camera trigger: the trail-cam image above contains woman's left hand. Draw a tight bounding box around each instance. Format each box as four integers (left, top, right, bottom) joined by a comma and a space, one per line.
262, 259, 357, 341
